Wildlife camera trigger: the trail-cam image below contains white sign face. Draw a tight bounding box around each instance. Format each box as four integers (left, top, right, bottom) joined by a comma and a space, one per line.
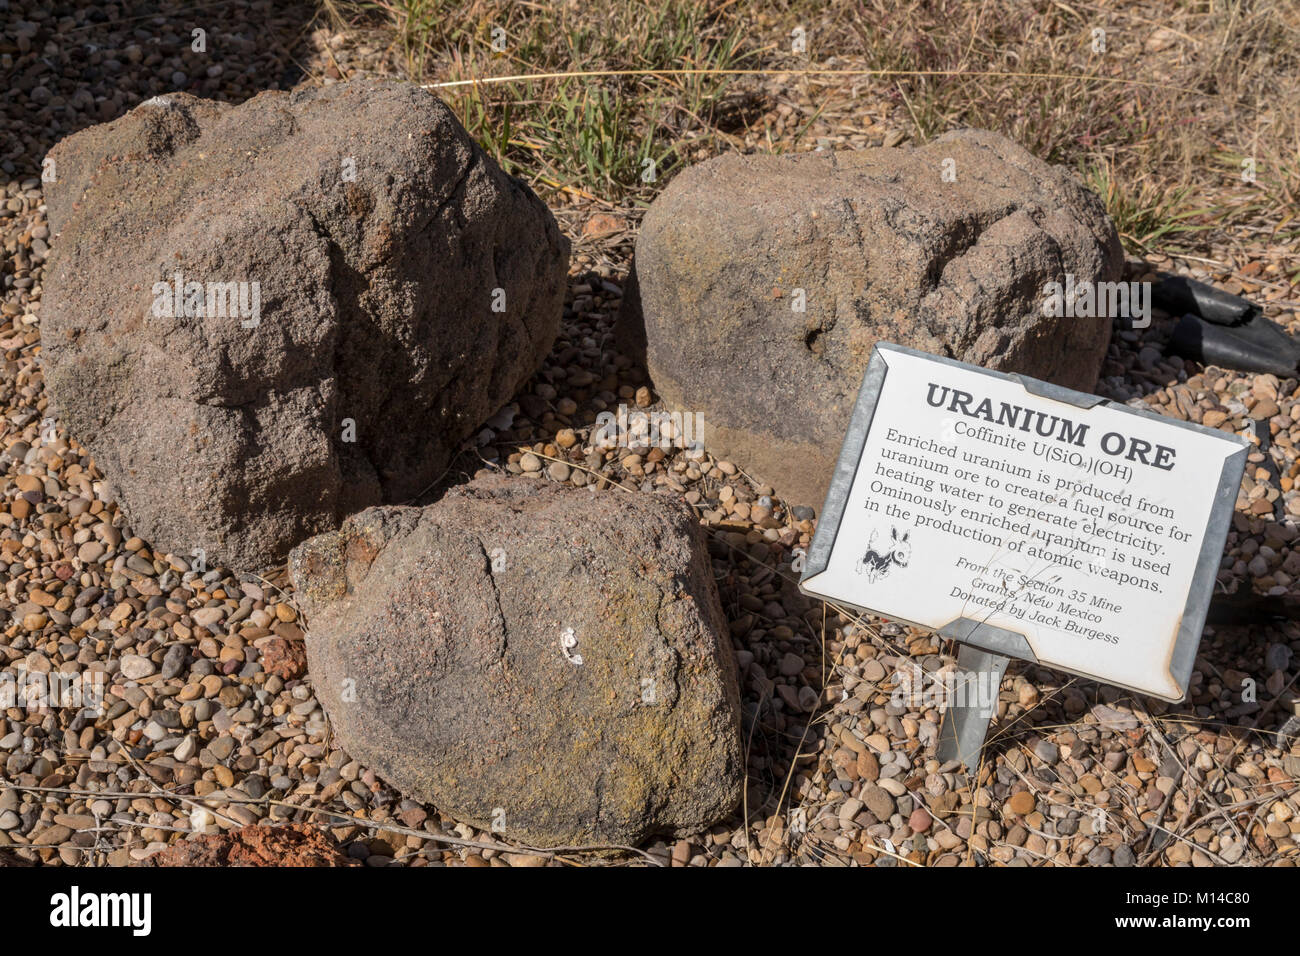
800, 344, 1248, 701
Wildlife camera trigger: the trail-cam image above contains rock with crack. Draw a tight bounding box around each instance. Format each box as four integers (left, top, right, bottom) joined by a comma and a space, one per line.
41, 79, 568, 569
289, 472, 745, 848
618, 128, 1123, 508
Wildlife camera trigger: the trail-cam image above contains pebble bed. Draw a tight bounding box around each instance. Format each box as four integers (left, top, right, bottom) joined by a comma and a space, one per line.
0, 1, 1296, 866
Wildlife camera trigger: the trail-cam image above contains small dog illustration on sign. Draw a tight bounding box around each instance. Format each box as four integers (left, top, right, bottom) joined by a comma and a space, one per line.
855, 526, 912, 582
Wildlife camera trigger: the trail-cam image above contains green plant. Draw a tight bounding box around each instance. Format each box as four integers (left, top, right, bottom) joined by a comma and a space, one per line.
1081, 160, 1212, 253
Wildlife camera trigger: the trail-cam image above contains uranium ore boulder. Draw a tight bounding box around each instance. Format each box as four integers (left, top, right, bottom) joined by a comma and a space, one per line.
289, 473, 744, 847
41, 79, 568, 570
620, 128, 1123, 508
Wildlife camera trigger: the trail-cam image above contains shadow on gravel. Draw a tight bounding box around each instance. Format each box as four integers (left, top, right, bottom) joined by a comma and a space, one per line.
2, 0, 319, 177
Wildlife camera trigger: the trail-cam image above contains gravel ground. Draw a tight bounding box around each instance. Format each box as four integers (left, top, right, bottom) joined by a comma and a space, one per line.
0, 3, 1296, 866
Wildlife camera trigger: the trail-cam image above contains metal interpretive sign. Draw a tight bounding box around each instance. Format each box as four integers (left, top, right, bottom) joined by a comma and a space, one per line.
799, 343, 1249, 730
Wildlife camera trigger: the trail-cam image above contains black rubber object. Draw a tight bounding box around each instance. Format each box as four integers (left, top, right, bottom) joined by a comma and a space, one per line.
1159, 274, 1300, 376
1170, 313, 1300, 377
1153, 275, 1260, 326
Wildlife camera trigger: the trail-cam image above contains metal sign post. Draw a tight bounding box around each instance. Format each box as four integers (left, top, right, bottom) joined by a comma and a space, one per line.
935, 645, 1009, 772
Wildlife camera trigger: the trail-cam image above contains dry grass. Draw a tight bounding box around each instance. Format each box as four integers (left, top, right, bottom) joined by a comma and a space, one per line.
771, 0, 1300, 256
317, 0, 1300, 257
320, 0, 756, 202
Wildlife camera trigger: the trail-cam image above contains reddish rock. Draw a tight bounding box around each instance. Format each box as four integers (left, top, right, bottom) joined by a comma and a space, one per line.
582, 212, 624, 239
856, 749, 880, 782
1007, 790, 1036, 816
138, 824, 357, 867
258, 636, 307, 680
909, 807, 932, 833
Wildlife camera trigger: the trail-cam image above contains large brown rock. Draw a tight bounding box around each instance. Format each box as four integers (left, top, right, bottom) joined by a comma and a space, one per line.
621, 128, 1123, 508
289, 473, 744, 848
42, 79, 568, 570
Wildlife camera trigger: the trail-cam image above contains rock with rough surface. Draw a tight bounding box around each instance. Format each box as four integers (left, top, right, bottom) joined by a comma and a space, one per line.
289, 473, 744, 847
42, 79, 568, 569
620, 128, 1123, 507
138, 823, 356, 866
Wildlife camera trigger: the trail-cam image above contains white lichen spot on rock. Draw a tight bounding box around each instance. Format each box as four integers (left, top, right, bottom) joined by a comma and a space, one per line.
560, 626, 583, 665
